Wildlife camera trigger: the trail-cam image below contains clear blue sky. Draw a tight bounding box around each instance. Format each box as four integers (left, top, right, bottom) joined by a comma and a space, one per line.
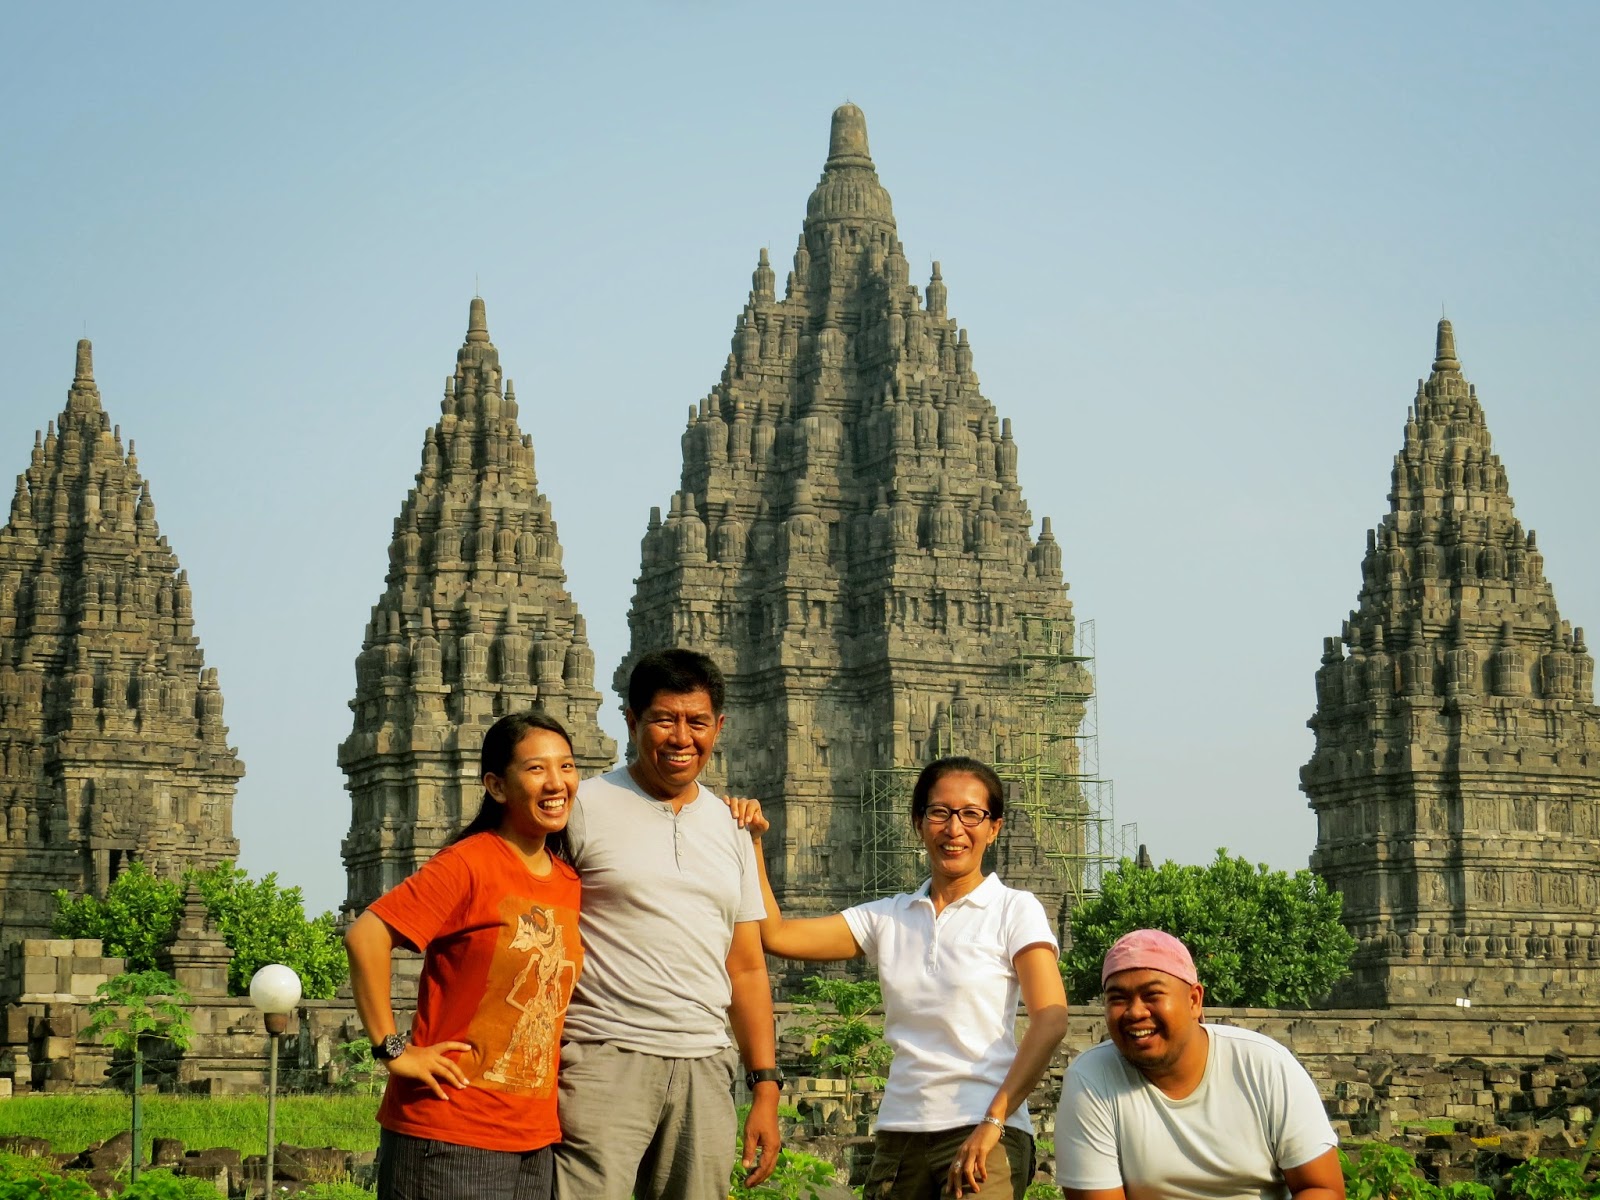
4, 2, 1597, 918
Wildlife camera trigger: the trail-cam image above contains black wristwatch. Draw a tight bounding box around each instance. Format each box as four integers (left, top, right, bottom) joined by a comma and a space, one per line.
745, 1066, 784, 1090
372, 1032, 409, 1062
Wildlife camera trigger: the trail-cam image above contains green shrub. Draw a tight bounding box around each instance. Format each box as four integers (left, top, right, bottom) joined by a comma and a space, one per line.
729, 1146, 839, 1200
53, 862, 346, 999
1342, 1143, 1438, 1200
0, 1158, 216, 1200
1508, 1157, 1599, 1200
792, 978, 892, 1120
118, 1171, 222, 1200
1065, 850, 1355, 1006
53, 865, 182, 971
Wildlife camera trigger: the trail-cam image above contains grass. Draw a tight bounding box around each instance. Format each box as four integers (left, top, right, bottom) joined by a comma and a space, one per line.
1402, 1118, 1459, 1135
0, 1094, 382, 1157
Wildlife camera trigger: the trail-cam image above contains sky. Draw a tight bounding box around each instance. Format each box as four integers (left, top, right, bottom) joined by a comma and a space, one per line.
3, 2, 1597, 919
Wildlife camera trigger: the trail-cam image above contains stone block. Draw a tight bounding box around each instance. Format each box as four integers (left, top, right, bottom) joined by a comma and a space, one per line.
41, 941, 72, 958
71, 940, 100, 959
276, 1144, 348, 1183
41, 1037, 72, 1060
72, 1130, 133, 1172
151, 1137, 186, 1166
176, 1159, 229, 1197
68, 974, 105, 998
0, 1135, 51, 1157
20, 964, 56, 994
3, 1009, 32, 1043
186, 1147, 242, 1173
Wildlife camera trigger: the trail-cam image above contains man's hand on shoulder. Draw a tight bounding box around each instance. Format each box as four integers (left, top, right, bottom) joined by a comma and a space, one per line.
724, 795, 770, 837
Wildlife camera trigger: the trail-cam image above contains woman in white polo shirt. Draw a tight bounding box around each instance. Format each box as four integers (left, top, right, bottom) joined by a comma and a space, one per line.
735, 755, 1069, 1200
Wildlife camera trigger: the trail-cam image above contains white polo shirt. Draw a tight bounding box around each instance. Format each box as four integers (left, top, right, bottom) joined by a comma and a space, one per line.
841, 873, 1057, 1133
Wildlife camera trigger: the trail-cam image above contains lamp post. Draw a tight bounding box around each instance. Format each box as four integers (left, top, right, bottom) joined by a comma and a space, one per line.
249, 964, 302, 1198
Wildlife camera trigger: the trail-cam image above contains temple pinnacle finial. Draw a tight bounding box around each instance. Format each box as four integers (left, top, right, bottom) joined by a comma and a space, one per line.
74, 339, 94, 383
1433, 318, 1460, 373
467, 296, 490, 344
827, 103, 872, 166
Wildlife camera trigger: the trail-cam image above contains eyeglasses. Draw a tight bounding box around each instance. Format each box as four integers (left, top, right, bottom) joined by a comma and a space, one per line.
923, 805, 993, 828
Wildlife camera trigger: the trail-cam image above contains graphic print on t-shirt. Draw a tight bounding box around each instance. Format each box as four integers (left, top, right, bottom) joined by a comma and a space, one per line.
463, 896, 579, 1095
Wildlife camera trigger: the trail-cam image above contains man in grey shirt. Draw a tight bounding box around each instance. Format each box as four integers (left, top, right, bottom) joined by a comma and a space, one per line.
555, 648, 781, 1200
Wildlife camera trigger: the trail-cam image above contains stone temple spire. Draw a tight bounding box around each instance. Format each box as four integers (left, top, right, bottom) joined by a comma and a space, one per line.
0, 341, 242, 942
1303, 320, 1600, 1006
340, 299, 616, 915
622, 106, 1092, 929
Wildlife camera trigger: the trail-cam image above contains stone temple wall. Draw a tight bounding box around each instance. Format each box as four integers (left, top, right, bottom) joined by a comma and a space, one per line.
620, 104, 1092, 931
339, 299, 615, 916
0, 341, 241, 944
1303, 321, 1600, 1007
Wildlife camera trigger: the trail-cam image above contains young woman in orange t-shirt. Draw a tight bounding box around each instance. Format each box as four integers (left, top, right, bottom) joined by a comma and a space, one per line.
345, 710, 583, 1200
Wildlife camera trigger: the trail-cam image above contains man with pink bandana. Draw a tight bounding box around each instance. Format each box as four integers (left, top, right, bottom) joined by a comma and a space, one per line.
1056, 930, 1344, 1200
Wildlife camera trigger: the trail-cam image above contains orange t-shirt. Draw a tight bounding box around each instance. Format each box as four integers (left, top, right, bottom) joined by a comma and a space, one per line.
370, 833, 582, 1152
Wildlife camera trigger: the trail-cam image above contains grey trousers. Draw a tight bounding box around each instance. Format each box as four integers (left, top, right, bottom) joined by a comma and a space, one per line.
376, 1128, 554, 1200
553, 1041, 739, 1200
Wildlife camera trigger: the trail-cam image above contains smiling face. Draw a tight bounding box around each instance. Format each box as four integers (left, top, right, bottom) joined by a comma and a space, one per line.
625, 687, 725, 804
914, 771, 1000, 883
1103, 968, 1207, 1085
484, 727, 578, 843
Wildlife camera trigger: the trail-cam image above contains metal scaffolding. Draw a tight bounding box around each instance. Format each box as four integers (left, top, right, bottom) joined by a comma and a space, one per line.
863, 618, 1129, 910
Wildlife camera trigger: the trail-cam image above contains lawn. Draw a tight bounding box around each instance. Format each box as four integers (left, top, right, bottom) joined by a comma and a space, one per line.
0, 1093, 382, 1157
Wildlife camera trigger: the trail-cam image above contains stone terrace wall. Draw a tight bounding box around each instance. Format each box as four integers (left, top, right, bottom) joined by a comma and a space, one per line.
775, 1005, 1600, 1145
5, 955, 1599, 1134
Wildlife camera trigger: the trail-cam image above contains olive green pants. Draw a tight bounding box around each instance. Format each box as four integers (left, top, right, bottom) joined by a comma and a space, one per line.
865, 1125, 1035, 1199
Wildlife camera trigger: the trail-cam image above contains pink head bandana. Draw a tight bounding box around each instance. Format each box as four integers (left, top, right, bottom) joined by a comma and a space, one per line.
1101, 929, 1199, 987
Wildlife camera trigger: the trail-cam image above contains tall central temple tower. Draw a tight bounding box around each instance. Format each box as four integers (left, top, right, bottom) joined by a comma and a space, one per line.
622, 106, 1104, 925
1303, 321, 1600, 1006
340, 300, 615, 915
0, 342, 241, 942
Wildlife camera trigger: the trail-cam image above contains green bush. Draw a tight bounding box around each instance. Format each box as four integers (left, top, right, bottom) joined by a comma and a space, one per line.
792, 978, 893, 1120
729, 1145, 839, 1200
1341, 1143, 1583, 1200
1064, 849, 1355, 1006
52, 865, 182, 972
332, 1037, 383, 1097
190, 864, 346, 997
1508, 1157, 1600, 1200
0, 1157, 218, 1200
53, 861, 346, 999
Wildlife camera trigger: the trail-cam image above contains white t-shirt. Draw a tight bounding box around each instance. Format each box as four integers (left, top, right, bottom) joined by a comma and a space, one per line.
841, 873, 1057, 1133
1055, 1023, 1337, 1200
562, 767, 765, 1056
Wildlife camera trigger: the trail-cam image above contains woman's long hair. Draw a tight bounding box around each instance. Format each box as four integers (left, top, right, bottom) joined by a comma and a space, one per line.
448, 709, 575, 862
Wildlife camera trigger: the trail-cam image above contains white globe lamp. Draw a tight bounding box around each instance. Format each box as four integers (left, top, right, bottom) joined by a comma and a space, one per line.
248, 963, 302, 1195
